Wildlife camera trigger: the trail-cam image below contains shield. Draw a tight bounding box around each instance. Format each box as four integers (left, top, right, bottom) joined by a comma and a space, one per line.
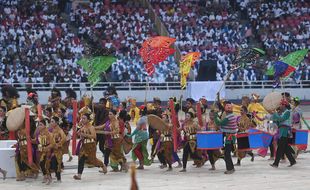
147, 114, 168, 131
6, 107, 25, 131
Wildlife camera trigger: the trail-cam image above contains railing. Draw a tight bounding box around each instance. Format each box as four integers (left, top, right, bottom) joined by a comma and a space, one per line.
0, 80, 309, 92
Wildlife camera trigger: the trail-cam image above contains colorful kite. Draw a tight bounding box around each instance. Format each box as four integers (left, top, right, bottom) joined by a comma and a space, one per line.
266, 49, 308, 88
77, 56, 116, 87
139, 36, 176, 76
179, 52, 201, 89
233, 47, 265, 68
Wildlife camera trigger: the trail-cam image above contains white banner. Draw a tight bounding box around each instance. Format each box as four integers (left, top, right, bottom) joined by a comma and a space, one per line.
187, 81, 225, 101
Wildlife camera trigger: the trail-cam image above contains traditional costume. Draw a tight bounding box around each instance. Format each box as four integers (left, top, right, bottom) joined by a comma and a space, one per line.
109, 116, 128, 172
215, 102, 238, 174
74, 114, 107, 180
127, 116, 151, 169
235, 107, 255, 166
270, 99, 296, 168
205, 110, 222, 170
48, 117, 66, 182
179, 112, 203, 172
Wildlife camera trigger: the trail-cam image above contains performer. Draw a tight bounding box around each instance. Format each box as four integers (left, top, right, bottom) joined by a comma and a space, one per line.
49, 116, 66, 182
48, 88, 66, 116
182, 98, 196, 115
205, 110, 222, 170
74, 113, 107, 180
292, 97, 301, 130
107, 110, 128, 172
247, 93, 267, 128
147, 97, 164, 164
33, 119, 53, 184
93, 98, 109, 157
292, 97, 309, 129
235, 106, 255, 166
129, 98, 140, 125
179, 112, 203, 172
0, 106, 8, 140
0, 85, 19, 111
15, 124, 39, 181
158, 112, 174, 171
215, 102, 238, 174
126, 112, 151, 170
270, 99, 296, 168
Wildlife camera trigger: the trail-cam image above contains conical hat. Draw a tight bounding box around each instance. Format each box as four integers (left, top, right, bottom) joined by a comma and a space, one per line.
262, 92, 282, 112
6, 107, 25, 131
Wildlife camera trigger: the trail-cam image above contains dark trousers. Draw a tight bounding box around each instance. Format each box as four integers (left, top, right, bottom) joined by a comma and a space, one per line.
182, 142, 201, 169
157, 151, 166, 165
269, 137, 274, 157
50, 156, 61, 180
104, 148, 111, 166
96, 134, 105, 155
40, 159, 47, 175
273, 137, 296, 166
207, 150, 215, 165
78, 155, 86, 174
224, 143, 234, 171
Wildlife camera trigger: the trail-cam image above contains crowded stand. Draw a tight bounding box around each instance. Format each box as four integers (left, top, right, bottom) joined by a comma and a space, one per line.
240, 0, 310, 80
70, 1, 180, 82
0, 0, 309, 84
0, 0, 85, 84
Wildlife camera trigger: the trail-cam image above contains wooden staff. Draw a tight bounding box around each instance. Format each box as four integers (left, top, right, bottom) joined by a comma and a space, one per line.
72, 100, 78, 155
25, 108, 33, 165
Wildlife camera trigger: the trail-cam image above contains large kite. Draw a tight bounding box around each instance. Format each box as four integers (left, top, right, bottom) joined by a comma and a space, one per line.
179, 52, 201, 89
266, 49, 308, 87
139, 36, 176, 75
233, 47, 266, 68
77, 56, 116, 87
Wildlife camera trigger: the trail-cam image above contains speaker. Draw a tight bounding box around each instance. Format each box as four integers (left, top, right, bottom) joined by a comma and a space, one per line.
197, 60, 217, 81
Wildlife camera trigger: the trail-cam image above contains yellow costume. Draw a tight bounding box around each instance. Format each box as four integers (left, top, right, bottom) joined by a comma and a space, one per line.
129, 99, 140, 124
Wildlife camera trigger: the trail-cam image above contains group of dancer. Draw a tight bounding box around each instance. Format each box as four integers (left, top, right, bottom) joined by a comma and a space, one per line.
0, 85, 309, 184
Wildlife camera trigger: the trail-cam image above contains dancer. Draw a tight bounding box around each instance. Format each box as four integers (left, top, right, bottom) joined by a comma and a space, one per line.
74, 113, 107, 180
49, 116, 66, 183
215, 102, 238, 174
126, 110, 151, 169
107, 110, 128, 172
205, 110, 222, 170
235, 106, 255, 166
179, 112, 203, 172
33, 119, 53, 184
270, 99, 296, 168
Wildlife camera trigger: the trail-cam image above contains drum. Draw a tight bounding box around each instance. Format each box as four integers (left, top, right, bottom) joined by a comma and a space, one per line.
289, 129, 309, 150
197, 131, 223, 150
237, 130, 264, 151
262, 91, 282, 112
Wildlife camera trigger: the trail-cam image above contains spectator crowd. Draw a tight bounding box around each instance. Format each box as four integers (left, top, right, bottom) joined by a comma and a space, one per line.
0, 0, 309, 84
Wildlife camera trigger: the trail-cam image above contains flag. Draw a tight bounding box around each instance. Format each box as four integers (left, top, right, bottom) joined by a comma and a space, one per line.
139, 36, 176, 76
179, 52, 201, 89
77, 56, 116, 87
266, 49, 308, 87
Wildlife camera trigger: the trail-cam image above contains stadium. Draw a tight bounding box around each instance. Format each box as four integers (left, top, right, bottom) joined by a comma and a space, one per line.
0, 0, 310, 190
